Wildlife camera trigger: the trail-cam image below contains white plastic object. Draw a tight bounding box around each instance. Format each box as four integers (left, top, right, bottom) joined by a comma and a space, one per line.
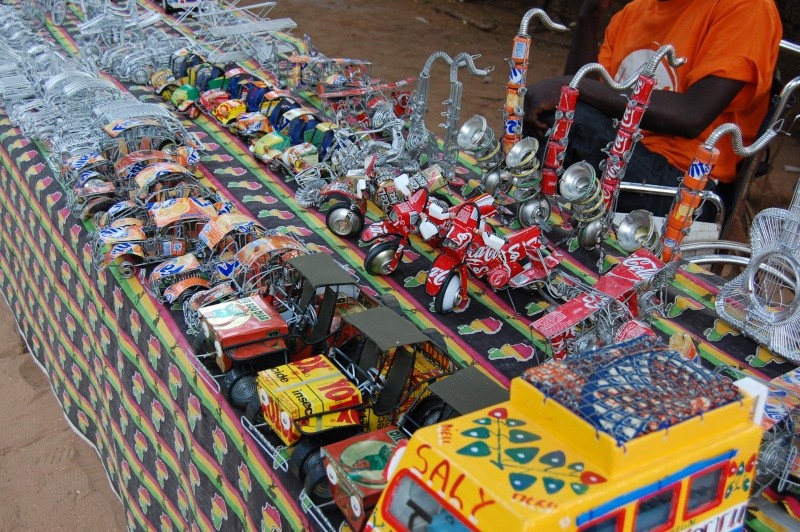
427, 202, 449, 221
419, 219, 438, 240
394, 173, 411, 197
484, 233, 505, 251
356, 178, 368, 197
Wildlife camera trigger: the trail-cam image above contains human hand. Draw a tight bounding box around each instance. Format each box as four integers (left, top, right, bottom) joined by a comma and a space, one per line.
523, 76, 571, 139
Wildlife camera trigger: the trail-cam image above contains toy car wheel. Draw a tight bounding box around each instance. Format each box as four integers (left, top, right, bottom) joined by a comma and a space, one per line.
406, 396, 453, 430
222, 366, 257, 409
131, 68, 150, 86
304, 455, 333, 504
326, 202, 363, 239
244, 393, 264, 423
92, 210, 107, 229
430, 193, 451, 207
176, 287, 200, 307
159, 86, 176, 102
518, 196, 551, 228
158, 140, 177, 152
434, 270, 461, 314
364, 241, 402, 275
117, 259, 136, 279
288, 438, 321, 480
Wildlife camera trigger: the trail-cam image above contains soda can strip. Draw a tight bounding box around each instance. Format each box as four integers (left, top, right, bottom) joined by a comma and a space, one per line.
630, 74, 656, 106
607, 128, 637, 159
557, 86, 579, 114
661, 145, 720, 262
620, 100, 647, 132
541, 167, 559, 197
543, 140, 567, 170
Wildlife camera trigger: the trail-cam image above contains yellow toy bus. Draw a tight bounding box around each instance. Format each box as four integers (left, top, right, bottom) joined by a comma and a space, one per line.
367, 336, 767, 532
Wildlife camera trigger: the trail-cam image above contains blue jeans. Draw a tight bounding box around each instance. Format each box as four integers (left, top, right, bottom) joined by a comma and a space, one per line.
528, 103, 721, 220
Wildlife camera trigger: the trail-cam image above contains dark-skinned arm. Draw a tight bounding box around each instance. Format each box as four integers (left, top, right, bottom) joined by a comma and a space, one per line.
524, 74, 745, 139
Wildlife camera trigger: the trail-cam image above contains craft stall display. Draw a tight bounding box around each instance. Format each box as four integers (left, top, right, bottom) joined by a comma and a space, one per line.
0, 1, 798, 531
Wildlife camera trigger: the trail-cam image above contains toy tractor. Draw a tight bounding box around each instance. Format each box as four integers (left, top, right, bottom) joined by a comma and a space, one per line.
196, 252, 396, 410
243, 306, 464, 506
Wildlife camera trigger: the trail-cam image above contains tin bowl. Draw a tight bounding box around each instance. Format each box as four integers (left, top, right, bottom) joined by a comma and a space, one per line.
505, 137, 540, 169
617, 209, 656, 252
457, 115, 494, 152
559, 161, 596, 202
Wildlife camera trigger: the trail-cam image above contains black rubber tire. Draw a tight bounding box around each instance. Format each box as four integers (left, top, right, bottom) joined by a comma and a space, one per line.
408, 396, 453, 431
364, 241, 402, 275
430, 193, 451, 207
325, 202, 364, 239
222, 366, 257, 409
288, 437, 320, 480
175, 286, 200, 307
434, 270, 461, 314
244, 393, 263, 423
304, 454, 333, 503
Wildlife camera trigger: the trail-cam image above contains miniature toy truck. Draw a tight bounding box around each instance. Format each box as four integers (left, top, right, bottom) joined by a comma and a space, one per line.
322, 425, 408, 532
367, 336, 767, 532
197, 252, 392, 409
245, 306, 473, 505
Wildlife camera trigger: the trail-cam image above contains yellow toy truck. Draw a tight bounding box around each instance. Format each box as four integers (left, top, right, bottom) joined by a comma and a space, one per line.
367, 336, 767, 532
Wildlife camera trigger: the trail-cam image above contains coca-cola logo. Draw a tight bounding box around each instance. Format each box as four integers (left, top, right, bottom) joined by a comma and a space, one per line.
620, 256, 660, 279
578, 292, 606, 312
427, 266, 450, 288
466, 244, 500, 262
632, 77, 645, 97
448, 230, 472, 249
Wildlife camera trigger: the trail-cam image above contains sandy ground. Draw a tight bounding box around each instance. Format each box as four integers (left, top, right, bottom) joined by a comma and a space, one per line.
0, 295, 127, 531
0, 0, 797, 530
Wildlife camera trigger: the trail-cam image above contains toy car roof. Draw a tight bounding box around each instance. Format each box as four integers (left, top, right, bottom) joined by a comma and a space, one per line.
343, 307, 430, 351
148, 197, 218, 226
233, 235, 306, 266
198, 213, 264, 249
425, 365, 509, 416
134, 162, 193, 188
288, 252, 357, 288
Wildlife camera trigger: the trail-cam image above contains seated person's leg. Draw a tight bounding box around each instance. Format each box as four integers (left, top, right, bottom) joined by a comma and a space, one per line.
528, 102, 618, 171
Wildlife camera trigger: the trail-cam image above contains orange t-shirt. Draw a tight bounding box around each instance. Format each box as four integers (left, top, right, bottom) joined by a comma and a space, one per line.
599, 0, 782, 183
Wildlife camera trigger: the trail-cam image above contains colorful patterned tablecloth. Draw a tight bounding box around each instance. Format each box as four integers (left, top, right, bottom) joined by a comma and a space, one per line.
0, 2, 797, 530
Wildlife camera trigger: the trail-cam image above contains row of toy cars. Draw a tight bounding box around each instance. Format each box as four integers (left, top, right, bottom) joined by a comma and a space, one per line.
147, 45, 451, 243
12, 43, 510, 530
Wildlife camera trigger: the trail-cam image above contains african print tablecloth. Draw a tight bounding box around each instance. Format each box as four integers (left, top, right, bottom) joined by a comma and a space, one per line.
0, 1, 797, 530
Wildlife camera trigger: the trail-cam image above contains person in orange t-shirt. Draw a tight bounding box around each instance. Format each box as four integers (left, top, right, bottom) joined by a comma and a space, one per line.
523, 0, 782, 217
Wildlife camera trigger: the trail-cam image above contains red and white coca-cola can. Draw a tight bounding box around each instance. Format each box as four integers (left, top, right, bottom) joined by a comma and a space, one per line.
620, 100, 646, 131
630, 75, 655, 105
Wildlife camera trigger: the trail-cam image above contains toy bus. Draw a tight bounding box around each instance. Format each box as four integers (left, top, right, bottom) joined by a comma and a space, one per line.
367, 336, 767, 532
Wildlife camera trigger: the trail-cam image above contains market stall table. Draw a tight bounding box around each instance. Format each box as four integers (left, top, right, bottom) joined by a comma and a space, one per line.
0, 2, 797, 531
